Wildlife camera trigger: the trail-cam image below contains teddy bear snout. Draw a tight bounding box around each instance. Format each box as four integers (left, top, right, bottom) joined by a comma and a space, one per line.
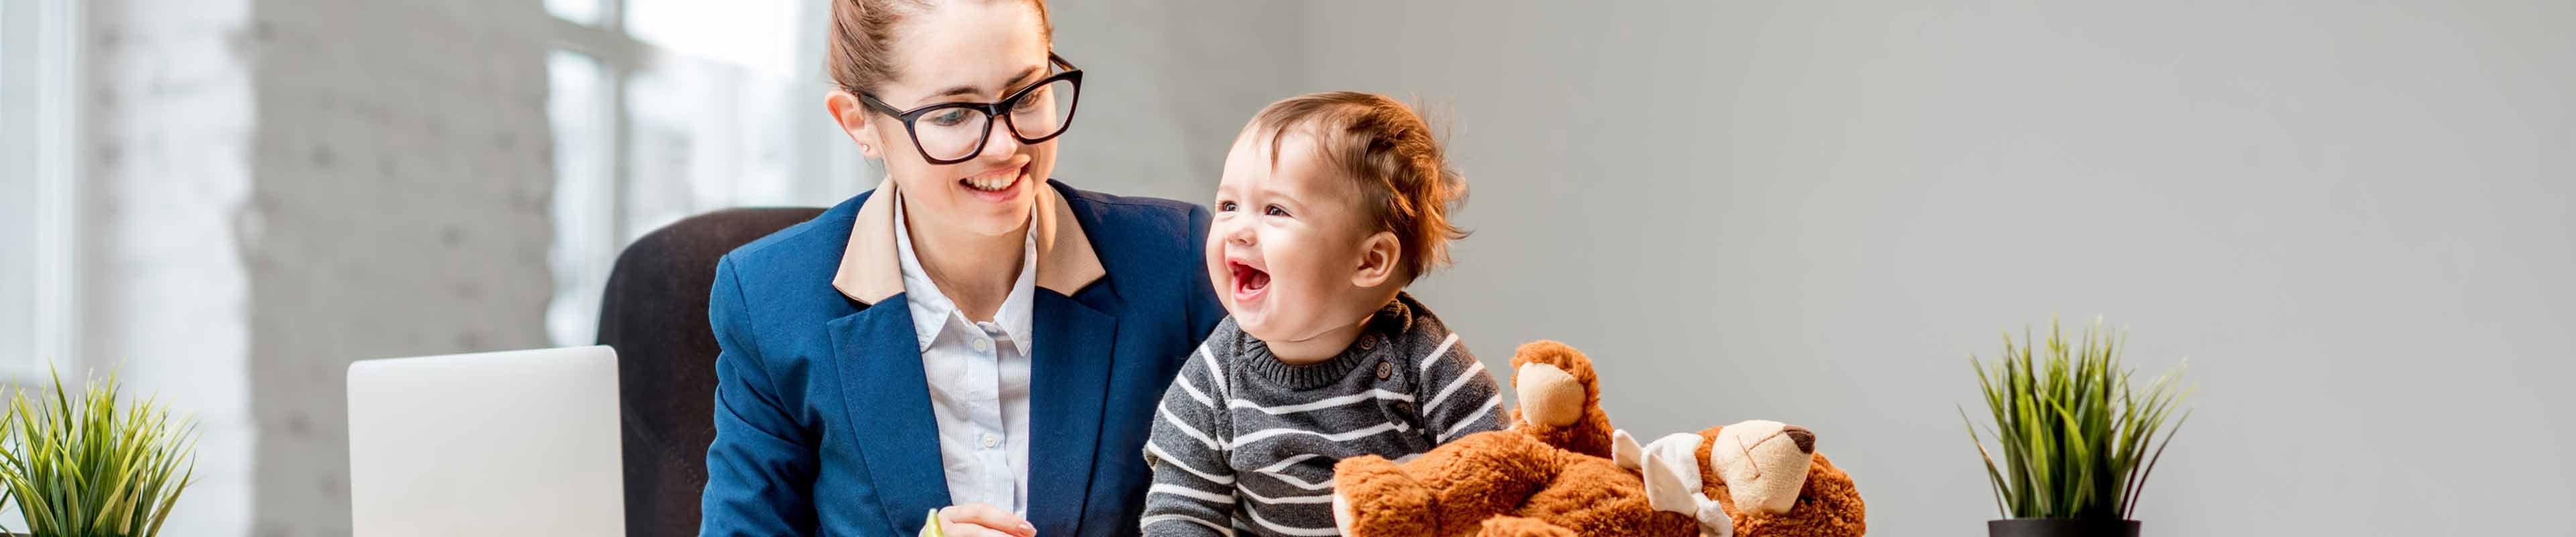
1514, 363, 1585, 428
1783, 426, 1815, 454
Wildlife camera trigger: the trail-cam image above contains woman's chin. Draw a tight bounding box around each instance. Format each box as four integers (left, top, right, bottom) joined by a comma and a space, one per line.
946, 199, 1036, 237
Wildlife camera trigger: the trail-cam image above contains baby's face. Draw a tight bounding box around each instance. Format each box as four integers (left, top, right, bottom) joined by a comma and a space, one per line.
1207, 130, 1383, 344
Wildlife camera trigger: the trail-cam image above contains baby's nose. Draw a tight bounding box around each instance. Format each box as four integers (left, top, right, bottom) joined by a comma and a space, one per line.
1221, 222, 1255, 245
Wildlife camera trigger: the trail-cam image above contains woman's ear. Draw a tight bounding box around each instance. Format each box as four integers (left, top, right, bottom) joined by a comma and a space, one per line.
1351, 230, 1402, 289
824, 90, 882, 159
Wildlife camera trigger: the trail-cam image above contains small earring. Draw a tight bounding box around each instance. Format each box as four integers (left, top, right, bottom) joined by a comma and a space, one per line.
859, 144, 871, 152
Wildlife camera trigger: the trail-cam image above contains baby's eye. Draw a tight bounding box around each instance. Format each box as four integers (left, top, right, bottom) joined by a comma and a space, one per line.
1216, 201, 1237, 212
1264, 205, 1289, 217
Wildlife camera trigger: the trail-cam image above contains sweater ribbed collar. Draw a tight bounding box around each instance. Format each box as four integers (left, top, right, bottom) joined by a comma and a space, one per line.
1238, 293, 1419, 391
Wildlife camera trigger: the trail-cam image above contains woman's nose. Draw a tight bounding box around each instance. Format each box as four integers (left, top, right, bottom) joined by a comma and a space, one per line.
979, 119, 1023, 162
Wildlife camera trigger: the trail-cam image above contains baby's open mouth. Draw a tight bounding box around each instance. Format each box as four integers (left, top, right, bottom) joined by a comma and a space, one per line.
1229, 261, 1270, 297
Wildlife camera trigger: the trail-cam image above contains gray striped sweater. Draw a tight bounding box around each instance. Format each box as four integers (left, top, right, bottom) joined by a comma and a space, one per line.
1140, 293, 1505, 537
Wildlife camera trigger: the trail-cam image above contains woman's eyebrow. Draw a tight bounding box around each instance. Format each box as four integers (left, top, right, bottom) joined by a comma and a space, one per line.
927, 65, 1046, 99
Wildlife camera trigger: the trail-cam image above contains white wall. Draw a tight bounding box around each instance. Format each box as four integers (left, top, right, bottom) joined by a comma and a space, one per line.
84, 0, 259, 533
84, 0, 556, 534
1244, 1, 2571, 535
1046, 0, 1307, 203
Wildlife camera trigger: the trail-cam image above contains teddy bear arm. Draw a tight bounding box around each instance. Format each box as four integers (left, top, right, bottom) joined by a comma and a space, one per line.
1476, 516, 1579, 537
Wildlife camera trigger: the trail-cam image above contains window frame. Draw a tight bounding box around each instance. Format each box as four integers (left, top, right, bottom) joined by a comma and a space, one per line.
539, 0, 863, 347
1, 0, 83, 381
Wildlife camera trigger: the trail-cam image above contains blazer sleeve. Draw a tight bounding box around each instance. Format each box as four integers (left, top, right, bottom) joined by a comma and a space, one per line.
700, 255, 820, 536
1183, 204, 1227, 341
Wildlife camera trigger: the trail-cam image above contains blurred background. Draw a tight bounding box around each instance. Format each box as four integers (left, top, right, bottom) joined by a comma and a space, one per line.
3, 0, 2569, 535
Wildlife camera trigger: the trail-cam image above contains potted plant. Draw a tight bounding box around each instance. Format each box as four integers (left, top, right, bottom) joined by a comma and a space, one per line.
0, 368, 200, 537
1962, 318, 2190, 537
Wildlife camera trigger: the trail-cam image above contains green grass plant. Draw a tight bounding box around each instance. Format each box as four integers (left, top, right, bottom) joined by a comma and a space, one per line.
0, 368, 199, 536
1962, 318, 2190, 520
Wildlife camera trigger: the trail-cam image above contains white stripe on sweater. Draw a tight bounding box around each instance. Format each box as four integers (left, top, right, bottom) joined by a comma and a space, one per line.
1254, 453, 1320, 474
1145, 442, 1234, 485
1417, 332, 1461, 373
1199, 343, 1229, 397
1141, 514, 1236, 536
1244, 503, 1342, 536
1173, 374, 1215, 407
1159, 405, 1222, 450
1240, 486, 1334, 505
1228, 389, 1415, 415
1230, 421, 1409, 447
1424, 360, 1487, 411
1438, 395, 1505, 442
1256, 469, 1334, 491
1148, 483, 1233, 503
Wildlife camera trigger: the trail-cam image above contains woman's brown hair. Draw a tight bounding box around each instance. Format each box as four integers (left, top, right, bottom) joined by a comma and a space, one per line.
827, 0, 1054, 93
1249, 91, 1471, 282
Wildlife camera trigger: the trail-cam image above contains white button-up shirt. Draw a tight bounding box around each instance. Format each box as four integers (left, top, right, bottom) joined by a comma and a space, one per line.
894, 199, 1035, 514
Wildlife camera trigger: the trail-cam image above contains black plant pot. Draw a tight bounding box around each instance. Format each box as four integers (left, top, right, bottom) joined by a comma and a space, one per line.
1988, 519, 2141, 537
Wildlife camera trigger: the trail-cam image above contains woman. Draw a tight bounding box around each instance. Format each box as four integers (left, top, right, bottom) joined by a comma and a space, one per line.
698, 1, 1223, 535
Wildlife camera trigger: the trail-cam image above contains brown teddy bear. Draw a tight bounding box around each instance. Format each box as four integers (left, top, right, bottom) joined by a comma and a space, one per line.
1331, 341, 1867, 537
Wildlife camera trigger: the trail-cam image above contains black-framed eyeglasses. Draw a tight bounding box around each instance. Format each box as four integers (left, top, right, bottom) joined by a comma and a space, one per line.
859, 53, 1083, 164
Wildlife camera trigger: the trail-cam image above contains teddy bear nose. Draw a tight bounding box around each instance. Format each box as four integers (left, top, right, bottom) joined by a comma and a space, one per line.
1782, 426, 1815, 454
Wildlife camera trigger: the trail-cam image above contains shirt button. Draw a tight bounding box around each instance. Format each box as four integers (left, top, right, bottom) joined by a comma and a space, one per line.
981, 432, 1002, 448
1376, 362, 1393, 379
971, 338, 991, 352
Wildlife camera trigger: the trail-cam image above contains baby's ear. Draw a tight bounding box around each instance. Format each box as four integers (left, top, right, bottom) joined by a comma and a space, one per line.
1350, 230, 1402, 288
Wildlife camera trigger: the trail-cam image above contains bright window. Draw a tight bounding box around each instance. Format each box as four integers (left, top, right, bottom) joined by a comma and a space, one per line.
0, 0, 80, 377
543, 0, 869, 346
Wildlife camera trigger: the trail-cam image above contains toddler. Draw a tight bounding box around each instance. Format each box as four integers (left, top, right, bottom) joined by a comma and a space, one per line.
1140, 92, 1501, 537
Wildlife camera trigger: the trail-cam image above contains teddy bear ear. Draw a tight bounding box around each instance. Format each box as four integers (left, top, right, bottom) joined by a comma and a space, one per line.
1643, 433, 1737, 537
1640, 432, 1707, 516
1613, 429, 1645, 471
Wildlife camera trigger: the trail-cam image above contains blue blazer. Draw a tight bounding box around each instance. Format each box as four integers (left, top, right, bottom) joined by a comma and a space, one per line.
700, 180, 1225, 536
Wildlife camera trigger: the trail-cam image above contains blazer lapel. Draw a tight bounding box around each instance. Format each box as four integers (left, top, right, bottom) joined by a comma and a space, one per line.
827, 297, 953, 534
1024, 289, 1119, 535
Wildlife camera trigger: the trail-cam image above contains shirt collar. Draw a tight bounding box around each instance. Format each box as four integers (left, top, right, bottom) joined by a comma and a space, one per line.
892, 195, 1040, 352
831, 176, 1107, 306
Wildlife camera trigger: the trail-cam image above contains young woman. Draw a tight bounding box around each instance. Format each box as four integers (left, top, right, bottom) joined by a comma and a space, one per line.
698, 1, 1223, 535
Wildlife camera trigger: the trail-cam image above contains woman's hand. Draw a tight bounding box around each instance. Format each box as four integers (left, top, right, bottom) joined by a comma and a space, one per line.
932, 503, 1038, 537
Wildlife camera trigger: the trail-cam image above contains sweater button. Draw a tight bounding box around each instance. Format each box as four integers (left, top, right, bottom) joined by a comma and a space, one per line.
1376, 362, 1392, 379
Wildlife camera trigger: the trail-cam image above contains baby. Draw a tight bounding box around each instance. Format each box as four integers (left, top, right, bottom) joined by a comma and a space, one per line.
1140, 92, 1503, 537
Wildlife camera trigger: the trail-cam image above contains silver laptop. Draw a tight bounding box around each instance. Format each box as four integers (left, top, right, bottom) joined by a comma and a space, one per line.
347, 346, 625, 536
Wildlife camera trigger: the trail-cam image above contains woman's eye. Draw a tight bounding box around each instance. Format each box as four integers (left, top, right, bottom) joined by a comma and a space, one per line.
926, 109, 972, 127
1012, 92, 1046, 111
1264, 205, 1289, 217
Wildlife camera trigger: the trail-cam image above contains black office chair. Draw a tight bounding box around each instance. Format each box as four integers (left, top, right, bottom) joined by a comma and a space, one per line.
596, 207, 824, 537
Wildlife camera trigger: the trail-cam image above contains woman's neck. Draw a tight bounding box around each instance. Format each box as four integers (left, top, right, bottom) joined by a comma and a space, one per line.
905, 208, 1028, 323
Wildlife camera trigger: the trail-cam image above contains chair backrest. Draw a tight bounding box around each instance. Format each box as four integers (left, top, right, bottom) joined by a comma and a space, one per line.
596, 207, 824, 537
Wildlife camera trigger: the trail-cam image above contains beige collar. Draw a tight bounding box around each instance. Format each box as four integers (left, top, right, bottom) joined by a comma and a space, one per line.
833, 178, 1106, 305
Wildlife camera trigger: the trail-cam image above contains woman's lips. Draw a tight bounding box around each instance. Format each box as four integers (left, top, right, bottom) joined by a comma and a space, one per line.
1228, 260, 1270, 303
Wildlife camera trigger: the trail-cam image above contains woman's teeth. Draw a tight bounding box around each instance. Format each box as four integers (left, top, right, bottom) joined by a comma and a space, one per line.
963, 173, 1017, 192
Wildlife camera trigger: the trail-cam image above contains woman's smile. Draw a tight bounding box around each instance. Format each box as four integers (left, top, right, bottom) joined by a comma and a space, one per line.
956, 163, 1029, 203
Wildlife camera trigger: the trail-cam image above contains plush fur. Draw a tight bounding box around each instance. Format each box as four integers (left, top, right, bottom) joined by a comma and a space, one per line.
1332, 340, 1867, 537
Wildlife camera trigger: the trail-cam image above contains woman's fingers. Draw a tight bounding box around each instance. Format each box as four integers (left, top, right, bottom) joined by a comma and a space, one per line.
940, 503, 1038, 537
